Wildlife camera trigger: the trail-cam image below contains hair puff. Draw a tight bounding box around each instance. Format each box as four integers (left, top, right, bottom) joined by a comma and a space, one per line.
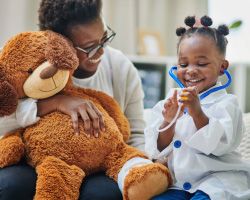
184, 16, 196, 28
176, 27, 186, 36
200, 15, 213, 27
217, 24, 229, 36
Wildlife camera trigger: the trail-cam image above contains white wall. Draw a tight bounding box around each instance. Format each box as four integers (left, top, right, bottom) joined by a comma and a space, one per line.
102, 0, 208, 55
0, 0, 39, 47
0, 0, 207, 56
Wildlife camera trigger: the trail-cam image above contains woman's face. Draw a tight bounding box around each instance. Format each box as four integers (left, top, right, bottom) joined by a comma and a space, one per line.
66, 18, 106, 75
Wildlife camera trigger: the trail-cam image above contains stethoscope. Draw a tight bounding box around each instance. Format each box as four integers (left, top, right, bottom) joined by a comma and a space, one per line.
157, 66, 232, 132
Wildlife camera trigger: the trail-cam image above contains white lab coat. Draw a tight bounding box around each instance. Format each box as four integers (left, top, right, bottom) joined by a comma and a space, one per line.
145, 83, 250, 200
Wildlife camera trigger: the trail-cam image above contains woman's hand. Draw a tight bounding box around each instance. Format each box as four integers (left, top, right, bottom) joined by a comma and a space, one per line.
37, 94, 105, 137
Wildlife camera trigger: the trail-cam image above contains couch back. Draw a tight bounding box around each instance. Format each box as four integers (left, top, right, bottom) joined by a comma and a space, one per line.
237, 113, 250, 161
144, 109, 250, 161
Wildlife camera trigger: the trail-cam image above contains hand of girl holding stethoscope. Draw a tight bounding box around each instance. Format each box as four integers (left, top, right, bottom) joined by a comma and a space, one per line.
179, 86, 202, 119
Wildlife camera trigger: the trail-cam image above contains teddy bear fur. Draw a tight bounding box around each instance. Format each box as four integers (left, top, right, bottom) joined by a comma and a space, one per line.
0, 31, 171, 200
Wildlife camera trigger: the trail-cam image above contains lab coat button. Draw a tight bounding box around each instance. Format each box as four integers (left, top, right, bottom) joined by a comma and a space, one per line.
174, 140, 182, 148
183, 182, 192, 190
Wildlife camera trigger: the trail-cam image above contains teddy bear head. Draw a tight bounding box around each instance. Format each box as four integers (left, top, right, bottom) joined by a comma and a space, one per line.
0, 30, 79, 117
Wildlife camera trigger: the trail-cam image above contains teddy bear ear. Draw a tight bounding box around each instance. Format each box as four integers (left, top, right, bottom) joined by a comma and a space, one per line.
0, 78, 18, 117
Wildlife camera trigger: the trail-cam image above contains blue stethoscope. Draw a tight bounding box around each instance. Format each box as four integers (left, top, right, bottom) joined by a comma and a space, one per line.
169, 66, 232, 101
157, 66, 232, 132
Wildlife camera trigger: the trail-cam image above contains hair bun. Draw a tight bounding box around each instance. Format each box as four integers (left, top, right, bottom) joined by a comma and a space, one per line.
184, 16, 196, 28
200, 15, 213, 27
176, 27, 186, 36
217, 24, 229, 36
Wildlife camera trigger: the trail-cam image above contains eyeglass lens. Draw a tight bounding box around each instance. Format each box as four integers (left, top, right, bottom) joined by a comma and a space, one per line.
88, 33, 115, 58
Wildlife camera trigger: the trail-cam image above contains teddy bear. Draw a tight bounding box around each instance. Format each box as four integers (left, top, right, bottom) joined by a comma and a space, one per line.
0, 30, 171, 200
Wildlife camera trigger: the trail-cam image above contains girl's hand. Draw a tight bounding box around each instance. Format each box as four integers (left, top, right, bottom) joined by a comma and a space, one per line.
179, 86, 209, 130
38, 94, 105, 137
178, 86, 202, 118
162, 90, 182, 123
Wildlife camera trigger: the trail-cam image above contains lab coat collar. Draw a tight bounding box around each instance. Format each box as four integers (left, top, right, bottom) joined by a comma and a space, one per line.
199, 82, 227, 105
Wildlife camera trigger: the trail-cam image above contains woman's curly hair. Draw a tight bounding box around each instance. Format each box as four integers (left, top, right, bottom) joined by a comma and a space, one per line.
38, 0, 102, 36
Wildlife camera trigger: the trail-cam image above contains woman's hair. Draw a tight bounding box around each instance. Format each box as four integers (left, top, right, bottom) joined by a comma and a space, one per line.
176, 15, 229, 56
38, 0, 102, 36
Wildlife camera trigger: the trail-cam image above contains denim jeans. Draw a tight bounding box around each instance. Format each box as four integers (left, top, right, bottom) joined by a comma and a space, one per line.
0, 161, 122, 200
152, 189, 210, 200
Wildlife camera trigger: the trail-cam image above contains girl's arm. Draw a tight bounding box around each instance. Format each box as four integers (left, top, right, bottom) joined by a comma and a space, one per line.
157, 122, 175, 151
157, 90, 180, 151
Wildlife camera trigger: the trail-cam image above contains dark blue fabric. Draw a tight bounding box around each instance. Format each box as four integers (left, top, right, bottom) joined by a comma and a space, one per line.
0, 162, 122, 200
152, 189, 210, 200
0, 162, 36, 200
79, 172, 122, 200
191, 190, 210, 200
152, 189, 192, 200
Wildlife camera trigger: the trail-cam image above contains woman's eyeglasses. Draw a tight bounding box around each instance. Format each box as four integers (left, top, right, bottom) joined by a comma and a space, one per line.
75, 26, 116, 58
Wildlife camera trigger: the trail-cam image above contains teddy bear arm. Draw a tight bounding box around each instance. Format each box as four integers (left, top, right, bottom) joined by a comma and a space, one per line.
0, 130, 25, 168
35, 156, 85, 200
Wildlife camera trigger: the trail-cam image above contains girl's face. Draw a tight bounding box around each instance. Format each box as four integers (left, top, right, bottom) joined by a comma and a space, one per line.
66, 18, 106, 76
177, 35, 229, 93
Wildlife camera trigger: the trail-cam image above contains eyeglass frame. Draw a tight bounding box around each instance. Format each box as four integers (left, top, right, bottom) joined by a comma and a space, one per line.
75, 26, 116, 58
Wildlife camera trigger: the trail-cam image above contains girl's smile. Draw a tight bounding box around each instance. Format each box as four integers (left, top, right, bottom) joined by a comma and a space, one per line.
177, 35, 228, 93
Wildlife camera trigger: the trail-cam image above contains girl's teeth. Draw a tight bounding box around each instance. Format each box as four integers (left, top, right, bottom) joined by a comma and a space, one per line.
189, 79, 201, 83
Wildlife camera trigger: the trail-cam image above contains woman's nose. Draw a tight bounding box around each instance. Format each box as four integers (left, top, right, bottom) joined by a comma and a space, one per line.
40, 64, 58, 79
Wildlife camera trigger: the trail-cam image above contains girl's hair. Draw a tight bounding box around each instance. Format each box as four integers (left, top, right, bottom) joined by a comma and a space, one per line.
38, 0, 102, 36
176, 15, 229, 56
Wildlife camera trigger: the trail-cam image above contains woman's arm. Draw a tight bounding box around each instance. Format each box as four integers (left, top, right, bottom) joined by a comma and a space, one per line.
0, 95, 104, 137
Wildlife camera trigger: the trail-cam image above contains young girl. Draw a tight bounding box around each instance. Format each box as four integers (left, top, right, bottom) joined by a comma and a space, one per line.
145, 16, 250, 200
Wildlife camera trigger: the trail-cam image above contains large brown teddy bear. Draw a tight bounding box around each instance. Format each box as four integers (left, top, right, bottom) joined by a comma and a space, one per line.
0, 31, 171, 200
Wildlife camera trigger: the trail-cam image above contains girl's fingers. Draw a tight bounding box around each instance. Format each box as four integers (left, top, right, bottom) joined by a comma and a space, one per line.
173, 89, 178, 104
179, 91, 189, 101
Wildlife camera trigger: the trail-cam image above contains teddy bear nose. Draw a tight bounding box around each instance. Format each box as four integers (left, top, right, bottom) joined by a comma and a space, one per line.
40, 65, 58, 79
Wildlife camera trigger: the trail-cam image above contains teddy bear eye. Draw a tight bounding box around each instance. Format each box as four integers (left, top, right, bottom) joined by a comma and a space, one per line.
27, 68, 33, 74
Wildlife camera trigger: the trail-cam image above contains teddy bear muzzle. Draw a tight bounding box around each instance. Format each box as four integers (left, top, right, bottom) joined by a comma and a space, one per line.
23, 61, 70, 99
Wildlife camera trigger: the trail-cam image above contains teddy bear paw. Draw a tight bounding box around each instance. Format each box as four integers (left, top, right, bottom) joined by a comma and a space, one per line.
123, 163, 171, 200
0, 136, 25, 168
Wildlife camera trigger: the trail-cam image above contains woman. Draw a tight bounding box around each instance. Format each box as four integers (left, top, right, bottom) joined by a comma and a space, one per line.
0, 0, 145, 199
